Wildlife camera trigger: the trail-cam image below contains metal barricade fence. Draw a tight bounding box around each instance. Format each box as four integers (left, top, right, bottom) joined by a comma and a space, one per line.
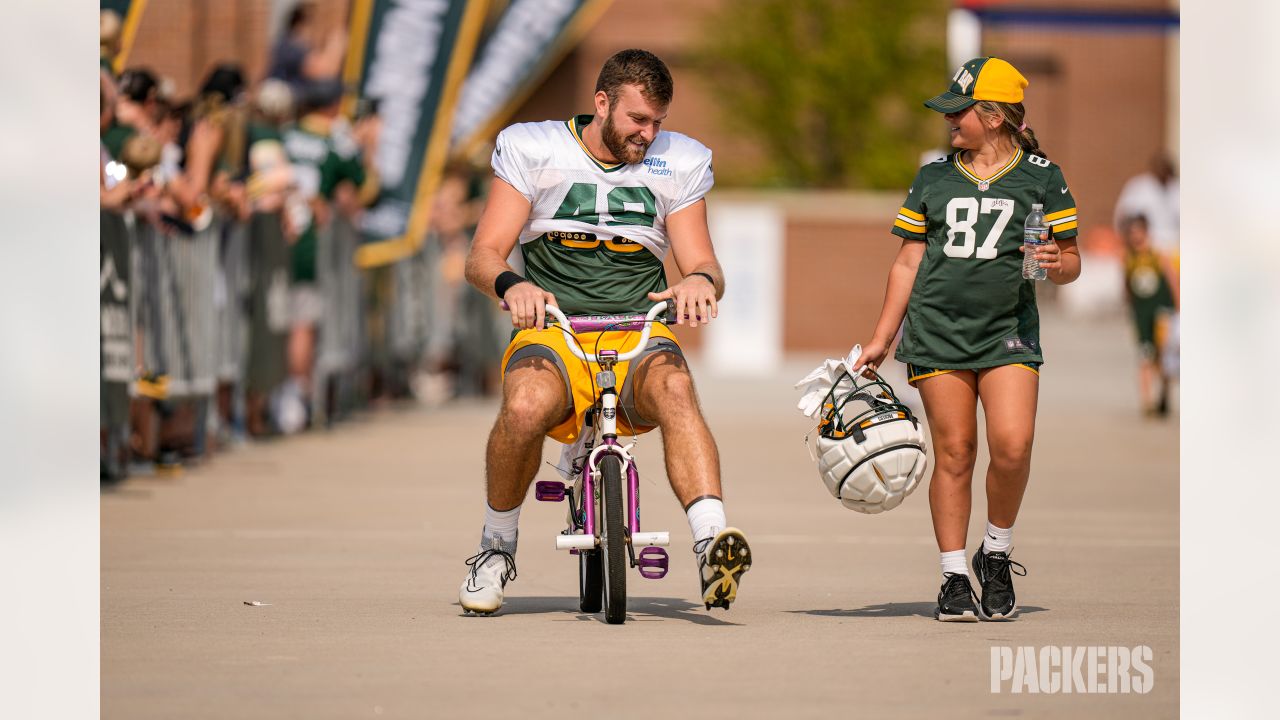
101, 209, 133, 480
386, 230, 505, 399
103, 207, 484, 471
134, 219, 218, 399
101, 209, 133, 422
244, 211, 290, 398
312, 216, 365, 424
389, 235, 432, 368
216, 217, 250, 388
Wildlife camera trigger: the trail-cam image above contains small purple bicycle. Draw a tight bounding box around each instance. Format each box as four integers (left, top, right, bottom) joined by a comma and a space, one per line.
532, 301, 676, 625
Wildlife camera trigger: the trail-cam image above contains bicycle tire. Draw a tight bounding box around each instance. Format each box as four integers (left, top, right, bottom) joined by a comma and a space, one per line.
579, 550, 602, 612
599, 453, 627, 624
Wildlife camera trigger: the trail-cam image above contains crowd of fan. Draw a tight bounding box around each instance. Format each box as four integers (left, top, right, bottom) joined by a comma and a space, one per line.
99, 5, 500, 481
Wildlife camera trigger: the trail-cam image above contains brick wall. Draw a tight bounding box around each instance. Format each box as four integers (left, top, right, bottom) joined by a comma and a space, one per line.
985, 20, 1172, 238
122, 0, 350, 99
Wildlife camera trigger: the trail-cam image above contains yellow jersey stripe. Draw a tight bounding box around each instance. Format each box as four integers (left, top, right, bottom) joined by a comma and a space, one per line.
953, 159, 980, 183
894, 218, 927, 234
953, 148, 1023, 187
1051, 220, 1078, 233
898, 206, 925, 222
896, 213, 926, 227
1047, 214, 1077, 226
567, 117, 623, 171
1045, 207, 1077, 221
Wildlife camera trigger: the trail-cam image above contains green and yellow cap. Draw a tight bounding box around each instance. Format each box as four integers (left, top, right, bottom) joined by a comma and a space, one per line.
924, 57, 1028, 113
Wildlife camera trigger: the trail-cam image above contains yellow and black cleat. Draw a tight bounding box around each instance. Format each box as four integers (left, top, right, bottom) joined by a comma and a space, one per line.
696, 528, 751, 610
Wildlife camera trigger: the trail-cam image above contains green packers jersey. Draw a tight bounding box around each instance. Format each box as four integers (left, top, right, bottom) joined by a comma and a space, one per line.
492, 115, 714, 314
1124, 248, 1175, 340
282, 116, 367, 282
1124, 250, 1174, 306
281, 116, 366, 202
890, 149, 1078, 368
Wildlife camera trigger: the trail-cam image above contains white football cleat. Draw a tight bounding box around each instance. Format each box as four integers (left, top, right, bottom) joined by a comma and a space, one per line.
459, 535, 518, 615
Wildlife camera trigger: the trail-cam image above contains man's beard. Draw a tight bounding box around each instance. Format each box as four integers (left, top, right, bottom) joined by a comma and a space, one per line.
601, 111, 649, 164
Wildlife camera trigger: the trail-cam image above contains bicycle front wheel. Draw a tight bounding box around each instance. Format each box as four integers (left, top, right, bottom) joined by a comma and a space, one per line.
598, 453, 627, 624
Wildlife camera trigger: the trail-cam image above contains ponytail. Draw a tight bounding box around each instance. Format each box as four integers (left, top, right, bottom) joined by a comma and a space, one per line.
975, 100, 1047, 160
1012, 123, 1046, 160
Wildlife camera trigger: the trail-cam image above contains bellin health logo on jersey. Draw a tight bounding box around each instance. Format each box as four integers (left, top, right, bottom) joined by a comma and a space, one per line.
643, 156, 672, 176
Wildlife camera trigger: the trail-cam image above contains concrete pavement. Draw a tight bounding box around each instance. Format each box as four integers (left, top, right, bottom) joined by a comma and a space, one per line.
102, 307, 1178, 718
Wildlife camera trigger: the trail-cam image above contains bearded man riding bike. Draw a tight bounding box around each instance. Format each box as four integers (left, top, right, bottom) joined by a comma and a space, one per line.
457, 49, 752, 615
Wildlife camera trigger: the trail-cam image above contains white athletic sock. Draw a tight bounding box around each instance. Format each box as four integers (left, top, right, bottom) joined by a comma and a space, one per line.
983, 521, 1014, 555
940, 550, 968, 577
482, 504, 521, 546
686, 497, 726, 545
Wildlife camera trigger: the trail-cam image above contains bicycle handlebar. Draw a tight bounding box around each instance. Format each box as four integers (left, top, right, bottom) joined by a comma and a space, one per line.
544, 301, 674, 363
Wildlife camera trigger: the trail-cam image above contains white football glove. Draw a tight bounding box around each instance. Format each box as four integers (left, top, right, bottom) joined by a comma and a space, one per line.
794, 344, 865, 419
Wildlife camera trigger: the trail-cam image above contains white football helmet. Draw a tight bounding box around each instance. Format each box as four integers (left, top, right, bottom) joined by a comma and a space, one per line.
809, 370, 928, 514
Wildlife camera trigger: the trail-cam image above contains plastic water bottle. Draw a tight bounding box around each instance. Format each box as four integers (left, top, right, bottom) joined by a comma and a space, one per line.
1022, 203, 1048, 281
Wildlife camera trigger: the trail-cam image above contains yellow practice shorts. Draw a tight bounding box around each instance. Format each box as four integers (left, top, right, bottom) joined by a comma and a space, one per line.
501, 324, 682, 444
906, 362, 1041, 388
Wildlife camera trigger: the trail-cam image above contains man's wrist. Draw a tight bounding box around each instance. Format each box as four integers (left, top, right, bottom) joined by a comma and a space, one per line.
494, 270, 527, 298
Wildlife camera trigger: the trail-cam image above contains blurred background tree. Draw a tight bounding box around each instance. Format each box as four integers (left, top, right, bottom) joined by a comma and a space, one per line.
693, 0, 948, 189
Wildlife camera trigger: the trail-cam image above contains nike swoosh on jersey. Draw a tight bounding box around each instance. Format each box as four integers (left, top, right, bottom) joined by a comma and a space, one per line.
1061, 187, 1069, 193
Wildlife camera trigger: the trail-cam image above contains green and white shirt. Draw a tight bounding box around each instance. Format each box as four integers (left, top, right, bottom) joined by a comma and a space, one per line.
890, 149, 1078, 368
492, 115, 714, 314
281, 116, 366, 282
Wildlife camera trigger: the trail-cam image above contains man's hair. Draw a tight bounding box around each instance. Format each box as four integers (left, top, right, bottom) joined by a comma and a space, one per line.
595, 49, 673, 108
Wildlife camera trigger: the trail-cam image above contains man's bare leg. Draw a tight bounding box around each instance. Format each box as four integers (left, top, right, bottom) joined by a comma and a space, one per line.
485, 357, 570, 510
631, 353, 720, 506
632, 352, 749, 609
460, 356, 570, 614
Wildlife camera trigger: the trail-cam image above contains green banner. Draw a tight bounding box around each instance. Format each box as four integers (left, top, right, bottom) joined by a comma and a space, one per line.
342, 0, 490, 269
449, 0, 613, 157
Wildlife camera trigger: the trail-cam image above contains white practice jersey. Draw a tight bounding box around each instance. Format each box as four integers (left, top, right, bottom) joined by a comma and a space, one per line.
492, 114, 713, 259
489, 114, 714, 314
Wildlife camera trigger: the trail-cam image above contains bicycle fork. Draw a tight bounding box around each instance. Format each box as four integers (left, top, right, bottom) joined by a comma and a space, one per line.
541, 351, 670, 579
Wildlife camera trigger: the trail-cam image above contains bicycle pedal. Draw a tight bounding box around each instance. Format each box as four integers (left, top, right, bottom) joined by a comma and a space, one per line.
535, 480, 566, 502
636, 547, 669, 579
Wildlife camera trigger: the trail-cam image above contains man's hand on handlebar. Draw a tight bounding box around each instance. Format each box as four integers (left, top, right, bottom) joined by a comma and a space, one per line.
504, 281, 558, 330
647, 273, 717, 328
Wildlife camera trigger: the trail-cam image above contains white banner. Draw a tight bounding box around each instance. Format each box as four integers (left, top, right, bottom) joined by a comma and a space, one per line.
704, 202, 783, 375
